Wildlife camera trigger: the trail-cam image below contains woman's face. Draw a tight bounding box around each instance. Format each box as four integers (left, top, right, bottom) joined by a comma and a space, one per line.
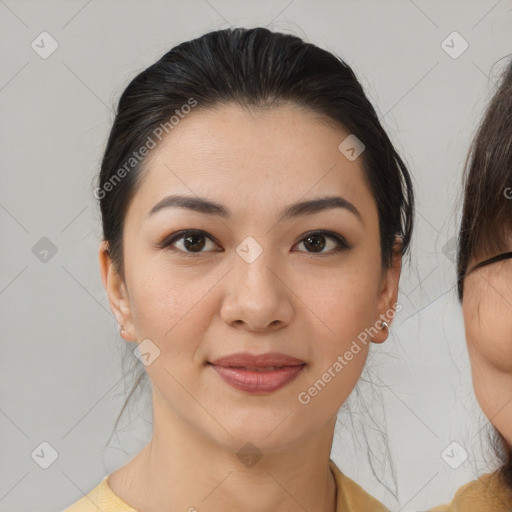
100, 103, 401, 453
463, 254, 512, 446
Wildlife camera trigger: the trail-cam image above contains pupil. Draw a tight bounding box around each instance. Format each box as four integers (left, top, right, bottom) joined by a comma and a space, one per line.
305, 235, 325, 252
184, 234, 205, 252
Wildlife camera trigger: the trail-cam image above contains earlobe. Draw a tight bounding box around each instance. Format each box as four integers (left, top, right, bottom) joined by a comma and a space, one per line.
371, 320, 390, 344
98, 241, 136, 342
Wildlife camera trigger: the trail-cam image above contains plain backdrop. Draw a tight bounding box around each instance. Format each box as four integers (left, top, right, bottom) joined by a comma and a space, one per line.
1, 1, 512, 511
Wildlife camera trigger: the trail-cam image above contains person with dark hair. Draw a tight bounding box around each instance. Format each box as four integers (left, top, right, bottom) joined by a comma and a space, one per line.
430, 59, 512, 511
63, 27, 414, 512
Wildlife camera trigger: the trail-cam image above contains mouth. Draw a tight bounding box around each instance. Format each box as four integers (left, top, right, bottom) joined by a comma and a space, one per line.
235, 366, 290, 371
208, 362, 306, 393
209, 351, 305, 368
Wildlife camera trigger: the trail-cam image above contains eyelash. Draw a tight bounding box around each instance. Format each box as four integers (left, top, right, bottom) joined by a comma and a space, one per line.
155, 229, 351, 258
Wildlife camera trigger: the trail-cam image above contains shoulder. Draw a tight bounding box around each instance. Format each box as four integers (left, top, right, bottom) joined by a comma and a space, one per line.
329, 459, 389, 512
62, 475, 137, 512
429, 471, 512, 512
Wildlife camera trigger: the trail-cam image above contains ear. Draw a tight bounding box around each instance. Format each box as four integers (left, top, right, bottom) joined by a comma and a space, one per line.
371, 237, 402, 344
98, 240, 136, 342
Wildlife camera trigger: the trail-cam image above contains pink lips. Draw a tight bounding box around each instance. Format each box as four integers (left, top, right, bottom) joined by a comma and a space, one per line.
209, 352, 306, 393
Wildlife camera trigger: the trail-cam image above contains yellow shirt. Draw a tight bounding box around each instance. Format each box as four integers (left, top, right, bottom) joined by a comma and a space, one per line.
429, 471, 512, 512
62, 459, 389, 511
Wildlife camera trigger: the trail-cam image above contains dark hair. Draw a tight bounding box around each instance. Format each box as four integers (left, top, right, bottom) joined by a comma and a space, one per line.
456, 58, 512, 491
98, 27, 414, 279
96, 27, 414, 490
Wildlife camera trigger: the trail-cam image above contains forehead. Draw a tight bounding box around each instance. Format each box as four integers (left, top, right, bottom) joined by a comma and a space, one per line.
126, 103, 377, 225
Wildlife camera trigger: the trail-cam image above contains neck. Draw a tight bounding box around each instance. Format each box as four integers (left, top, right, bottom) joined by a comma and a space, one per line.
108, 390, 338, 512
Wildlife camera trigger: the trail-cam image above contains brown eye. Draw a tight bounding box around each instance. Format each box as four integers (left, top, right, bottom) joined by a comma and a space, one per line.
303, 234, 327, 252
295, 231, 350, 254
181, 233, 206, 252
157, 230, 220, 256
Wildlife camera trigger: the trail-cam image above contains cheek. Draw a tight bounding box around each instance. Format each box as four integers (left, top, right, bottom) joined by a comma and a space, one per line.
126, 266, 222, 406
461, 280, 512, 444
323, 273, 378, 337
293, 270, 378, 415
300, 258, 382, 377
126, 258, 217, 356
464, 298, 512, 374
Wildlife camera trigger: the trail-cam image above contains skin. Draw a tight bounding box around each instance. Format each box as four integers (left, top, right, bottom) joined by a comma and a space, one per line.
462, 255, 512, 447
98, 102, 401, 512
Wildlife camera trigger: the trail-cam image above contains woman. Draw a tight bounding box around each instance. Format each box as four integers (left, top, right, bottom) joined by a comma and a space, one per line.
430, 59, 512, 510
63, 27, 413, 511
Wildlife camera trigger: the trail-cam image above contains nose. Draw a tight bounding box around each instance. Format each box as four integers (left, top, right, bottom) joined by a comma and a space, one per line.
220, 250, 294, 333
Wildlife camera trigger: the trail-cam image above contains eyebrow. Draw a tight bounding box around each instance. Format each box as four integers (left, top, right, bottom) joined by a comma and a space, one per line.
147, 194, 363, 224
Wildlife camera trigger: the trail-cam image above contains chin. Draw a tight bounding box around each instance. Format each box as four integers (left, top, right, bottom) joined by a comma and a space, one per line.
211, 414, 307, 451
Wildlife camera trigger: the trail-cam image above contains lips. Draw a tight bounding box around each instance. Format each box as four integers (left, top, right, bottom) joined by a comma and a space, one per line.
209, 352, 306, 393
209, 352, 305, 368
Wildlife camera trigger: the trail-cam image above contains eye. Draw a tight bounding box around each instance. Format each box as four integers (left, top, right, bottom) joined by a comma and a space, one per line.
156, 230, 221, 257
294, 230, 350, 255
156, 229, 350, 258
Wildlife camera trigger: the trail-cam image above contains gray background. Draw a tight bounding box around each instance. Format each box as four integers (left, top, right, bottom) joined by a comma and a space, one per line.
1, 1, 511, 511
